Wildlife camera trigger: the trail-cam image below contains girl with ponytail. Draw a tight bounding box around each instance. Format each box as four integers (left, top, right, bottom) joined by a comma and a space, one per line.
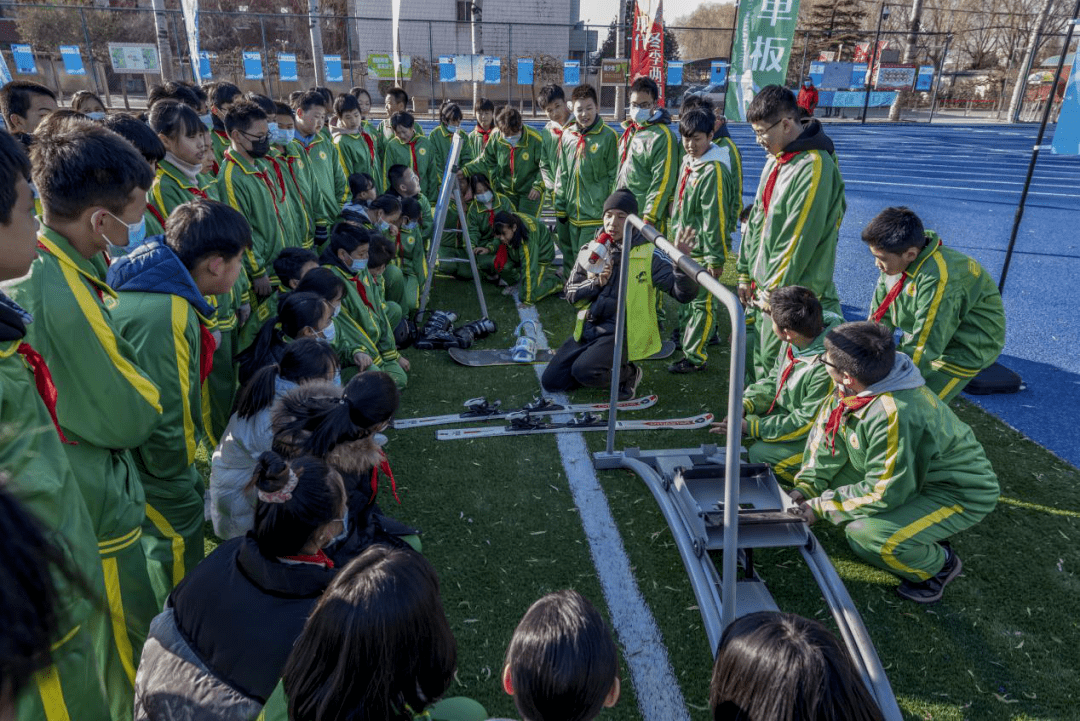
209, 338, 338, 540
134, 451, 345, 721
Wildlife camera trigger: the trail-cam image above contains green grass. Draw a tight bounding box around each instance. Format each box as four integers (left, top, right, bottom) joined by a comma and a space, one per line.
200, 270, 1080, 721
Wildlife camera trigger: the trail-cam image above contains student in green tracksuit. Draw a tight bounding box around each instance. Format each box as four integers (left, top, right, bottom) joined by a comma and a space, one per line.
680, 94, 743, 230
218, 99, 286, 302
713, 287, 841, 483
468, 97, 496, 160
334, 92, 384, 193
484, 210, 561, 304
382, 112, 440, 202
739, 85, 845, 383
107, 200, 251, 607
463, 106, 546, 217
554, 84, 620, 270
428, 101, 474, 185
467, 173, 516, 257
789, 321, 999, 604
861, 207, 1005, 403
294, 89, 349, 248
320, 222, 409, 388
668, 109, 737, 373
0, 130, 113, 721
10, 125, 164, 721
615, 77, 678, 231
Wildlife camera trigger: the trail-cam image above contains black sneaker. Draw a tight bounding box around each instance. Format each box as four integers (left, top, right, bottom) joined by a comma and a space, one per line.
618, 363, 644, 401
667, 358, 706, 374
895, 544, 963, 604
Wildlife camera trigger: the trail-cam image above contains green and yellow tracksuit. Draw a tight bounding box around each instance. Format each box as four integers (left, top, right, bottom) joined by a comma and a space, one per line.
742, 312, 842, 482
428, 124, 475, 183
218, 150, 287, 286
467, 124, 493, 163
107, 243, 213, 608
294, 132, 349, 243
463, 126, 546, 217
715, 129, 744, 226
11, 228, 164, 721
335, 128, 384, 192
738, 120, 845, 382
615, 111, 679, 230
328, 264, 406, 388
554, 118, 620, 269
793, 354, 999, 582
671, 143, 737, 367
869, 231, 1005, 403
0, 295, 113, 721
381, 134, 440, 204
476, 212, 560, 305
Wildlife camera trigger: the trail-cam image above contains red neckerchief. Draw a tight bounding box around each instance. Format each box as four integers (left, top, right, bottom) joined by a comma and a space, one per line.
761, 151, 799, 216
872, 273, 908, 322
620, 123, 638, 165
824, 394, 877, 454
282, 549, 334, 569
766, 346, 798, 414
353, 274, 375, 310
198, 324, 217, 382
677, 165, 693, 202
16, 342, 74, 445
369, 452, 400, 504
36, 240, 105, 302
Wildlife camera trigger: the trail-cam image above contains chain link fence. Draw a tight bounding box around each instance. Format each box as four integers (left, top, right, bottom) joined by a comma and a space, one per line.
0, 2, 1073, 123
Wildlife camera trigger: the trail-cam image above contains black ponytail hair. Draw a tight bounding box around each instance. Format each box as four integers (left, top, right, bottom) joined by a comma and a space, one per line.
273, 371, 400, 458
248, 452, 344, 559
233, 337, 338, 420
493, 210, 527, 249
236, 292, 328, 386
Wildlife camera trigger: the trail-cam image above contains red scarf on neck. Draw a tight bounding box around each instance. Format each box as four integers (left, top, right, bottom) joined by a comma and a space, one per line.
766, 346, 798, 414
823, 394, 876, 454
761, 151, 799, 216
16, 342, 74, 444
871, 273, 908, 323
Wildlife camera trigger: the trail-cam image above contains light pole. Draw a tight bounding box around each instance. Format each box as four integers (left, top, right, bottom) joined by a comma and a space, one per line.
861, 2, 890, 124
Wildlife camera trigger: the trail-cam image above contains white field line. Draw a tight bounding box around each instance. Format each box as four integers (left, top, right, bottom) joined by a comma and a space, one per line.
514, 301, 691, 721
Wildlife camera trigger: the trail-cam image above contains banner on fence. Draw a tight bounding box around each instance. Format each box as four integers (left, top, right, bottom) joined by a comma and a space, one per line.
368, 53, 412, 80
0, 52, 12, 85
11, 45, 36, 75
601, 58, 628, 86
278, 53, 297, 82
564, 60, 580, 85
631, 0, 666, 104
199, 51, 214, 80
325, 55, 343, 83
60, 46, 85, 76
108, 44, 159, 74
667, 60, 684, 86
915, 65, 934, 91
484, 56, 501, 84
1052, 50, 1080, 155
725, 0, 803, 121
517, 58, 534, 85
180, 0, 201, 84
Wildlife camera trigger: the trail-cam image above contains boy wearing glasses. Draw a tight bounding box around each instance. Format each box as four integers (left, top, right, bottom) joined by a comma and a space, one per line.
738, 85, 845, 382
614, 76, 678, 232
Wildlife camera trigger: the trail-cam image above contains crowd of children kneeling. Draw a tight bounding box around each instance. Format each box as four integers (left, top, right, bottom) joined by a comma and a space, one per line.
0, 72, 1008, 721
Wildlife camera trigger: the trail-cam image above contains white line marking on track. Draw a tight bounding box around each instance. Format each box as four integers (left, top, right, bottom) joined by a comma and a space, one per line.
515, 302, 691, 721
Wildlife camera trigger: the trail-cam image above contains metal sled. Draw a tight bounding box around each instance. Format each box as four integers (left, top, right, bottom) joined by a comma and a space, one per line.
591, 216, 904, 721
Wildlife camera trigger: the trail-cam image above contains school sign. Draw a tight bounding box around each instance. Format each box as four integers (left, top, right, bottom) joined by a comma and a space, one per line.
725, 0, 803, 121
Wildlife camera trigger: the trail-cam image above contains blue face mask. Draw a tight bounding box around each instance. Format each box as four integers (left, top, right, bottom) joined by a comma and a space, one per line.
102, 211, 146, 251
351, 258, 368, 273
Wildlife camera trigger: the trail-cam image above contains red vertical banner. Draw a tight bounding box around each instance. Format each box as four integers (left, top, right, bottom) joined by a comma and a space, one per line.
631, 0, 666, 105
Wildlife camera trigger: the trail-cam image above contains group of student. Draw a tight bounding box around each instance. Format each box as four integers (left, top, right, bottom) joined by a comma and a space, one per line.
0, 68, 1007, 721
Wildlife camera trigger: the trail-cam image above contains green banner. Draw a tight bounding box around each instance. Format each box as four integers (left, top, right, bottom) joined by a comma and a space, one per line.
725, 0, 802, 121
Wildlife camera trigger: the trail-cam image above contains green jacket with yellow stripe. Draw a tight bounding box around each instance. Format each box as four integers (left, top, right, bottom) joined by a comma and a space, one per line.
463, 126, 546, 201
293, 133, 349, 228
10, 228, 163, 541
869, 231, 1005, 389
218, 150, 286, 281
743, 311, 842, 443
615, 111, 679, 227
738, 120, 845, 313
794, 354, 999, 526
553, 118, 620, 226
670, 143, 737, 270
335, 130, 383, 193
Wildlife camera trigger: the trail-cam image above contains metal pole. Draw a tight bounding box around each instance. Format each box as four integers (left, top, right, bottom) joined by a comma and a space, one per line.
999, 8, 1079, 295
260, 15, 274, 99
862, 3, 888, 125
927, 33, 949, 124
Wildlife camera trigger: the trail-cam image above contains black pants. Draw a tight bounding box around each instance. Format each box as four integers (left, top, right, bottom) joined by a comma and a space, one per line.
542, 334, 633, 392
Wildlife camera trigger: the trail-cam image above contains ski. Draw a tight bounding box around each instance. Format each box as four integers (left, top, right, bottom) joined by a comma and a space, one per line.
394, 395, 659, 429
436, 412, 714, 440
